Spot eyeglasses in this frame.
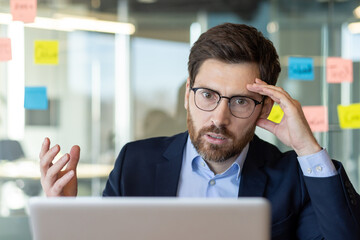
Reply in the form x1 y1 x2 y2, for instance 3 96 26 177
190 87 264 119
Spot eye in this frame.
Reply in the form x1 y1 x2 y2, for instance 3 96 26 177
233 97 249 106
199 89 216 100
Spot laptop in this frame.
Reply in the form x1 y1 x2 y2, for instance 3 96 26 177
28 197 270 240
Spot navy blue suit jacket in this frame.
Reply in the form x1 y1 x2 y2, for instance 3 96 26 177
103 132 360 240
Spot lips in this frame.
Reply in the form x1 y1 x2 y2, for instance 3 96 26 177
205 132 229 144
208 134 225 140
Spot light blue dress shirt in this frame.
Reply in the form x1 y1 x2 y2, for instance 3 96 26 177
177 136 337 198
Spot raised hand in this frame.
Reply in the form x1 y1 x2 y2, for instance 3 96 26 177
247 78 322 156
39 138 80 196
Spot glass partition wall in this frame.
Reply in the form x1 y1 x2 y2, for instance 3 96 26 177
269 0 360 191
0 0 359 239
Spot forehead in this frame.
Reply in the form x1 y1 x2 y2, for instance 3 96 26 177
195 59 260 95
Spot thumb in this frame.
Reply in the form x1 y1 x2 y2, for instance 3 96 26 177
256 118 277 134
67 145 80 171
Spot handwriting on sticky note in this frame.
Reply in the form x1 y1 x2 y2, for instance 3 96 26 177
302 106 328 132
267 105 284 124
288 57 314 81
34 40 59 65
0 38 12 62
10 0 37 23
337 104 360 129
24 87 48 110
326 57 353 83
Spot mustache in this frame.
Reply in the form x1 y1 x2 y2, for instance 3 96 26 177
199 125 235 139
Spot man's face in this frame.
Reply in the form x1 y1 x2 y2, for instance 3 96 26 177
185 59 270 163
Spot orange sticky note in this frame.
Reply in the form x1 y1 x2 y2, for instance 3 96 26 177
326 57 353 83
0 38 12 61
10 0 37 23
302 106 328 132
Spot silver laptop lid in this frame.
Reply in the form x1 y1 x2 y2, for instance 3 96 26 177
29 197 270 240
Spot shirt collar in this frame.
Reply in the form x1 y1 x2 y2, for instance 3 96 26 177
185 136 249 180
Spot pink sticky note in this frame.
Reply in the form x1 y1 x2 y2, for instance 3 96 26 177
0 38 12 62
302 106 328 132
10 0 37 23
326 57 353 83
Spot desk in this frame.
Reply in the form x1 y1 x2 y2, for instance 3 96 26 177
0 159 113 180
0 159 114 214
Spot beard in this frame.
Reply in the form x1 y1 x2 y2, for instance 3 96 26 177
187 110 256 163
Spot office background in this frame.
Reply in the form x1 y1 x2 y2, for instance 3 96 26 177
0 0 360 239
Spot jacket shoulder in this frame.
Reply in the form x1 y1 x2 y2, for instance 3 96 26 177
124 132 187 154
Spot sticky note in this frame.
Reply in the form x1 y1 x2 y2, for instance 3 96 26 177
302 106 328 132
0 38 12 62
326 57 353 83
34 40 59 65
10 0 37 23
288 57 314 81
267 105 284 124
24 87 48 110
337 103 360 129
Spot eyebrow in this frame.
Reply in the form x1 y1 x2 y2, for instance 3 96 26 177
195 86 261 100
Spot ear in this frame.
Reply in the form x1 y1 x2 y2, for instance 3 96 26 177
184 77 191 110
259 97 274 119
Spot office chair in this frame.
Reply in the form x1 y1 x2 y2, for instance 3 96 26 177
0 139 25 161
0 139 40 199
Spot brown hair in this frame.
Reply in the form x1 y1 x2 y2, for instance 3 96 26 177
188 23 281 88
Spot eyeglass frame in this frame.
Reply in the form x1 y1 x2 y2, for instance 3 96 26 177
190 87 265 119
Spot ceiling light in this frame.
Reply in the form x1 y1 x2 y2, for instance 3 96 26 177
348 22 360 34
267 21 279 34
354 6 360 18
0 13 135 35
137 0 158 3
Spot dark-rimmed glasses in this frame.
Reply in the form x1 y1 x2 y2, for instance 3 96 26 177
191 87 264 119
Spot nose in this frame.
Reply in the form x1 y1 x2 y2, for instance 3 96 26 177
211 98 231 127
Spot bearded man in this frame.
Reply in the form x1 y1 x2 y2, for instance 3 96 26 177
40 23 360 240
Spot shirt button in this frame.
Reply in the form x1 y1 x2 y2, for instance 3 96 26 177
201 161 206 167
209 180 216 186
316 166 323 172
307 168 312 174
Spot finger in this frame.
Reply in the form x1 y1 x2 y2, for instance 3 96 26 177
39 137 50 159
248 84 281 103
45 154 70 181
254 78 267 85
248 81 292 100
253 87 295 112
254 79 292 99
40 144 61 176
50 170 75 196
256 118 278 134
67 145 80 171
247 82 272 96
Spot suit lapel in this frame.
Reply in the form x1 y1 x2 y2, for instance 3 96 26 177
238 136 268 197
153 132 268 197
155 132 188 196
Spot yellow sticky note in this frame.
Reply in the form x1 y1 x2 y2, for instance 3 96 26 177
267 105 284 124
337 104 360 129
34 40 59 65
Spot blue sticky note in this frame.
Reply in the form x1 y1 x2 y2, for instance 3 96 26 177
288 57 314 81
24 87 48 110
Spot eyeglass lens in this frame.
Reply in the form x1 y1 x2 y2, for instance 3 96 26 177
193 88 259 118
